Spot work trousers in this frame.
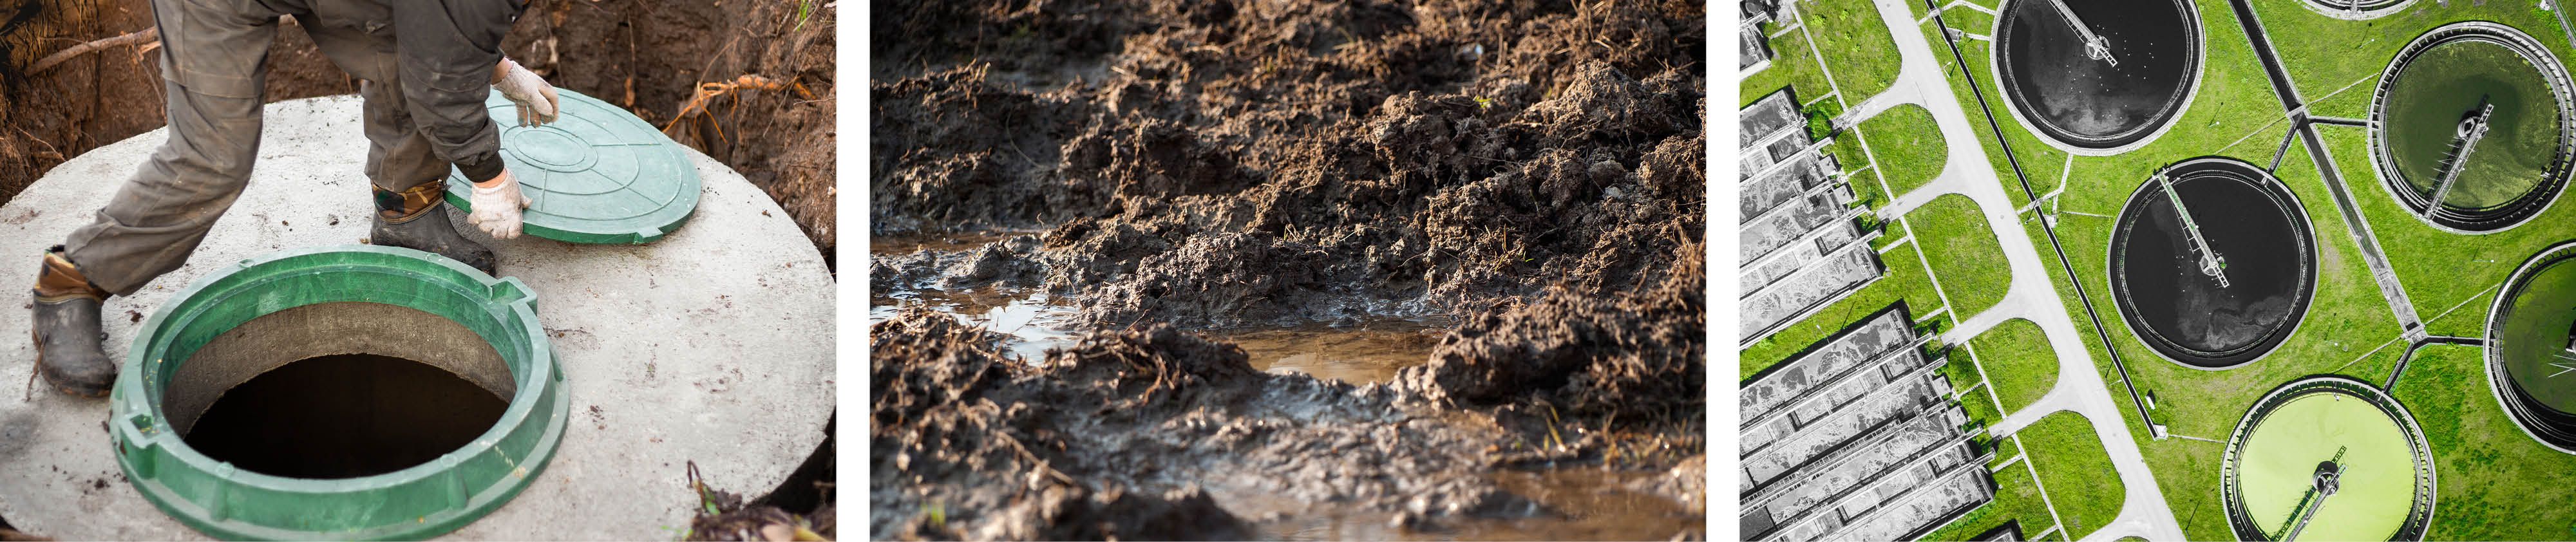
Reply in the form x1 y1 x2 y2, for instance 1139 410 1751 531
61 0 458 295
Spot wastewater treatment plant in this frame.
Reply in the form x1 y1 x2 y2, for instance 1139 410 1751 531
1745 0 2576 539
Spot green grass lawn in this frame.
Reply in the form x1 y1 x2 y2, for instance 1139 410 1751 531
1859 104 1949 197
2018 412 2124 539
2248 0 2576 339
2318 124 2576 339
1805 0 1903 103
1972 319 2058 413
1917 463 2063 541
1949 351 2007 425
1909 194 2011 318
2394 344 2576 539
2255 0 2576 104
1834 136 1895 210
1918 5 2064 209
1742 28 1833 108
1741 241 1946 379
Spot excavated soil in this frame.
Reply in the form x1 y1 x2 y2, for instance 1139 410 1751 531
871 1 1705 538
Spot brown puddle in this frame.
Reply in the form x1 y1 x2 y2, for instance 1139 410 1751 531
872 234 1441 384
1214 321 1441 386
1226 467 1704 541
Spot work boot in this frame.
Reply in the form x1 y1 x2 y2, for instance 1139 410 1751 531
31 246 114 397
370 180 499 276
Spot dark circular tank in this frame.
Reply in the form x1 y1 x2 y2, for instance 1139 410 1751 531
1995 0 2202 151
2485 241 2576 453
2108 157 2316 369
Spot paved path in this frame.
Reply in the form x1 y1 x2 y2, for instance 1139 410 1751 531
1857 1 2186 539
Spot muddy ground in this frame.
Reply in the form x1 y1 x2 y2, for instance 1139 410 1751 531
0 0 836 261
871 0 1706 538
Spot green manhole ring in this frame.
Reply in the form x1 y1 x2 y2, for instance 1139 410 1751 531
2218 376 2435 541
109 245 567 540
444 88 701 245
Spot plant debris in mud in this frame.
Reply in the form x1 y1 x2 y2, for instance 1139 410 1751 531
871 0 1705 539
871 0 1707 329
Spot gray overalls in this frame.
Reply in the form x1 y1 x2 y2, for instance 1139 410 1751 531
57 0 523 295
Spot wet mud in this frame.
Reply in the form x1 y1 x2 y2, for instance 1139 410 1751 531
869 1 1704 538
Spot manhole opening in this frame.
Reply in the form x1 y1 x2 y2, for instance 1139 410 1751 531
164 301 513 480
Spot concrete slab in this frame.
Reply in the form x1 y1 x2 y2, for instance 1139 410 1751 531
0 95 834 540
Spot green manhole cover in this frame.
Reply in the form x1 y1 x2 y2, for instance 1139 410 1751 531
110 245 567 540
444 88 701 244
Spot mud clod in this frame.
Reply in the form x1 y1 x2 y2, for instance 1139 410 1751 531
871 0 1705 538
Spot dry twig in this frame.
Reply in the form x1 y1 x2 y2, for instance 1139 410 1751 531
31 28 157 75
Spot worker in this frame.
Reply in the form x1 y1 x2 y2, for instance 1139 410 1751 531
28 0 560 397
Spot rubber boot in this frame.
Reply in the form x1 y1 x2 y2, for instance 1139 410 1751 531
31 246 114 397
370 180 499 276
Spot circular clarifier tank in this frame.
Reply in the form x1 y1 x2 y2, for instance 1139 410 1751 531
2295 0 2415 20
1994 0 2202 153
109 245 565 540
2370 22 2576 233
2220 376 2435 541
2483 241 2576 453
2108 157 2316 369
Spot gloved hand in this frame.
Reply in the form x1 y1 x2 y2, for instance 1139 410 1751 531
468 169 535 239
492 58 560 127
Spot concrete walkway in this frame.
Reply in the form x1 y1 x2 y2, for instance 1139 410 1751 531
1858 0 2186 539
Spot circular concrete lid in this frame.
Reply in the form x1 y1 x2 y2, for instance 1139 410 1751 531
443 88 701 245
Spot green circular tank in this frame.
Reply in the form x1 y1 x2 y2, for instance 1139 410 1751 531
2370 22 2575 232
108 245 567 540
2219 376 2434 541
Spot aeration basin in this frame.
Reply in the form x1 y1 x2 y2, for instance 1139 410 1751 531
1993 0 2201 153
108 245 567 540
2219 377 2434 541
2369 22 2575 233
2107 157 2316 369
2484 241 2576 453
